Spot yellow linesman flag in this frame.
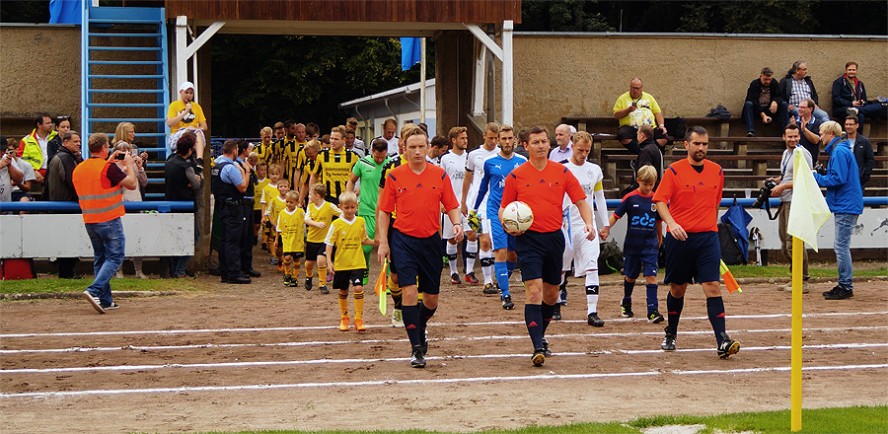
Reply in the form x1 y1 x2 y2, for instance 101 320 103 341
374 259 389 315
786 147 831 252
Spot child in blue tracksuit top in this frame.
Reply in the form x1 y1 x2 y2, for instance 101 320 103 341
602 165 664 323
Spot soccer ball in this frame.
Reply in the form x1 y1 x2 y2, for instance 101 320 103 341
501 201 534 233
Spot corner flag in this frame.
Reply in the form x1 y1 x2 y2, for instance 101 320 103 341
786 148 830 251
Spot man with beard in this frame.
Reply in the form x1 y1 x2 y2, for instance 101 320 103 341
653 126 740 359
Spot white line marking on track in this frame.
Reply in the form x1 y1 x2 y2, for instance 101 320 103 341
2 363 886 399
2 325 885 354
2 342 884 375
2 310 885 339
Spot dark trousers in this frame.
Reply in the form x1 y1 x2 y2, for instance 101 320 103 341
742 100 787 133
218 199 245 279
240 200 254 273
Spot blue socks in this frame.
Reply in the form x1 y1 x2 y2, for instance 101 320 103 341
494 261 510 297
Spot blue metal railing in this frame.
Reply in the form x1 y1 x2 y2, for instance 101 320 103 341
0 201 194 213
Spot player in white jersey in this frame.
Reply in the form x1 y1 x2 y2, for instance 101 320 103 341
560 131 610 326
440 127 471 284
460 122 500 288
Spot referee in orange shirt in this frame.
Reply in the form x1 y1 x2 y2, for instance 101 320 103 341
378 126 464 368
500 126 595 367
653 125 740 359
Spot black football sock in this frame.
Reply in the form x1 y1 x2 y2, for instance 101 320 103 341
706 296 727 346
525 304 545 351
666 292 684 336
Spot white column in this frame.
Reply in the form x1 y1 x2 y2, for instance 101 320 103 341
175 16 188 88
501 20 514 126
420 37 427 123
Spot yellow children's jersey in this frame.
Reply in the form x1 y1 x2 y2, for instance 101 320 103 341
267 196 287 227
253 177 270 211
324 216 368 271
277 207 306 253
306 200 341 243
260 183 280 206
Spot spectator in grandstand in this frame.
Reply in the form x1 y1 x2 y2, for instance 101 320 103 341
779 61 829 123
166 81 206 170
5 138 37 204
164 131 202 278
1 137 26 203
46 115 72 174
74 133 138 313
831 62 887 124
742 67 787 137
789 98 822 159
613 78 667 153
634 125 664 191
548 123 574 162
113 140 148 279
113 122 148 198
815 121 863 301
843 115 875 187
46 131 83 279
17 113 55 187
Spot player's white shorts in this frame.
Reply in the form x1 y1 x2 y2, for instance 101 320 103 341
442 213 469 240
561 222 600 275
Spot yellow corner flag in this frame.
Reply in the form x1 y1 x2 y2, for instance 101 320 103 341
786 147 831 251
373 260 389 315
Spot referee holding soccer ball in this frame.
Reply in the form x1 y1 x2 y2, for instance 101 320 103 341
500 125 596 367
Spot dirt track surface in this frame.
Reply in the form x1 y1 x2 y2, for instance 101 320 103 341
2 258 887 433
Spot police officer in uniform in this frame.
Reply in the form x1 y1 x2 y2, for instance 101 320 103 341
236 140 261 278
212 140 252 284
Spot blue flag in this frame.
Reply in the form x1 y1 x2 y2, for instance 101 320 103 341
400 37 421 71
49 0 82 24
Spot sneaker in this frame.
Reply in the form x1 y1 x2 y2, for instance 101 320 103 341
502 295 515 310
391 308 404 327
464 272 479 285
103 302 120 310
717 332 740 359
354 319 366 333
82 291 105 314
115 270 124 279
621 303 634 318
541 338 552 357
482 283 498 295
135 271 148 279
647 310 665 324
847 107 859 117
746 131 755 137
782 284 809 294
552 303 562 320
450 273 461 285
305 278 313 291
338 317 350 332
410 346 426 368
587 312 604 327
531 349 546 367
661 327 676 351
319 285 329 294
823 285 853 300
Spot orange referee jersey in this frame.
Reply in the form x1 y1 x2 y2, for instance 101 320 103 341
501 160 585 233
379 163 459 238
652 159 723 233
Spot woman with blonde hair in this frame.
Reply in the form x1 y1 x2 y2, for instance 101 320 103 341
113 122 149 278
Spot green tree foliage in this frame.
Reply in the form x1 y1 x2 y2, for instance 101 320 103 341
521 0 614 32
210 35 430 136
0 0 49 23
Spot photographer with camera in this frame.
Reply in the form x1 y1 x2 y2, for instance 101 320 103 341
768 124 813 292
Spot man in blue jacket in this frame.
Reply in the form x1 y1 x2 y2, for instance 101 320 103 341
814 121 862 300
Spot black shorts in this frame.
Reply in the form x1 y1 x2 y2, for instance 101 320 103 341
283 251 305 259
387 218 398 275
333 269 365 290
305 241 326 261
663 232 720 285
515 230 565 286
390 229 443 295
252 210 262 225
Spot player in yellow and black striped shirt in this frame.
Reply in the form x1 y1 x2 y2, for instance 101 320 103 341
303 126 358 205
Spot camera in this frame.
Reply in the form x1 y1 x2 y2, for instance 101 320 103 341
752 179 777 208
814 163 827 175
115 153 126 160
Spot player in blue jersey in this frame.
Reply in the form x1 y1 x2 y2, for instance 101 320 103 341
601 165 664 323
472 125 527 310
